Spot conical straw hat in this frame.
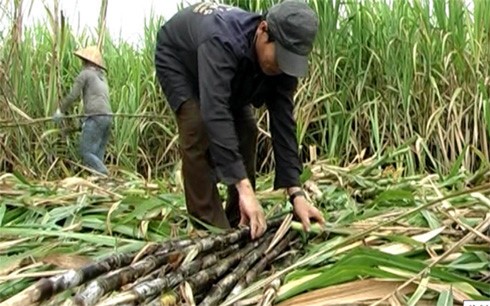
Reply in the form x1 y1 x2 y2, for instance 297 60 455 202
74 45 106 70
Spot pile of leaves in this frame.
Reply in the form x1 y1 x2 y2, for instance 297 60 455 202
0 154 489 305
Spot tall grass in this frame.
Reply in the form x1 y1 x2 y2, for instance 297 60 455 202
0 0 488 180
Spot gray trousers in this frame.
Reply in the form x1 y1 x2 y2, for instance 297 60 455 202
79 115 112 175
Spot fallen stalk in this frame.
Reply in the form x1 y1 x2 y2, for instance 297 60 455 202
199 234 275 306
230 231 298 298
187 233 272 296
98 243 243 306
74 252 180 306
76 218 284 305
0 252 135 306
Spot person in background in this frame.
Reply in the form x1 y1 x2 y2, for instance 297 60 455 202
53 45 112 176
154 0 325 239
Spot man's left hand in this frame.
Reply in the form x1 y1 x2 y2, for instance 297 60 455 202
53 108 63 124
292 196 325 232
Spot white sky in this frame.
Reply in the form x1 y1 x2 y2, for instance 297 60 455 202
1 0 201 46
0 0 475 46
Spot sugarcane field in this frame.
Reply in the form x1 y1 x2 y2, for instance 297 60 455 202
0 0 490 305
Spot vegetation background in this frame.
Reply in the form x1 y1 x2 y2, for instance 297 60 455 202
0 0 489 305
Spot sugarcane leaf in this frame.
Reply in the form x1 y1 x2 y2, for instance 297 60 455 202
120 196 164 221
300 166 313 184
447 147 467 180
278 265 399 301
436 287 453 306
266 214 293 254
446 262 488 272
370 188 415 207
450 251 489 265
281 247 490 301
277 279 418 306
180 281 195 305
0 244 56 272
295 236 345 268
0 204 6 226
378 227 445 255
187 214 225 234
182 246 199 265
0 227 139 246
420 210 442 229
407 276 430 306
379 266 485 298
382 234 425 247
41 253 93 269
472 251 490 262
12 171 30 186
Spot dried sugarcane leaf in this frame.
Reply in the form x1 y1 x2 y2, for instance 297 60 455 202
265 214 293 255
257 278 282 306
42 254 93 270
406 276 430 306
377 226 446 255
180 281 195 306
275 279 418 306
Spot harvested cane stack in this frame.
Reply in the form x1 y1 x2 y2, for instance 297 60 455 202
3 215 301 306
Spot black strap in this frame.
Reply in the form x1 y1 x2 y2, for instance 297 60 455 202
289 190 306 205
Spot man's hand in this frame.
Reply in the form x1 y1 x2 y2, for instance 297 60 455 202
236 179 267 240
291 192 325 232
53 108 63 124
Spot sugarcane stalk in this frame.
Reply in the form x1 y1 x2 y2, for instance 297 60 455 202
198 233 275 306
145 296 165 306
136 242 243 302
74 247 190 306
186 235 269 296
1 236 196 305
74 219 283 306
152 216 285 258
123 264 170 291
230 231 297 297
0 252 136 305
99 242 245 305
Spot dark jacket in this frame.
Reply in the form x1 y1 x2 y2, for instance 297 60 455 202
155 3 302 189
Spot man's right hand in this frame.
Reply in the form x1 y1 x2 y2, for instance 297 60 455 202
235 179 267 240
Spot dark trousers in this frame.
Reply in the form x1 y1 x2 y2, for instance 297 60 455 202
176 99 258 229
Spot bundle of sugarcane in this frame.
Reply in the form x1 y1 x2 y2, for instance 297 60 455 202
2 216 294 306
98 216 300 306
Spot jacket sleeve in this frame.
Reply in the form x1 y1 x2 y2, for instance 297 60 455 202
197 36 247 185
266 75 303 189
59 70 88 113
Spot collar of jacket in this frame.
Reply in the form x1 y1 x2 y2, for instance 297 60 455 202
244 24 264 77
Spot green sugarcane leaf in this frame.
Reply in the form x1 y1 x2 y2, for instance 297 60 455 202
436 287 454 306
407 276 430 306
370 188 415 207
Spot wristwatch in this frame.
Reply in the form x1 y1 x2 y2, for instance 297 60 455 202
289 190 306 205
